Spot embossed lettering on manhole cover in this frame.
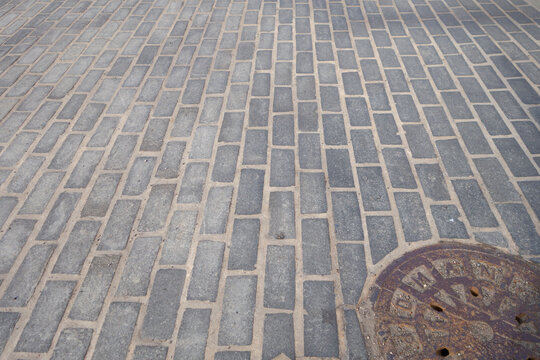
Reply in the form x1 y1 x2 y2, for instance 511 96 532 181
358 243 540 360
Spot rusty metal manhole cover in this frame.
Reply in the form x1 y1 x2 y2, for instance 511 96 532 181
358 242 540 359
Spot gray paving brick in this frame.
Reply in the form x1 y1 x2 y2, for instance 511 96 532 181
350 129 378 163
262 313 295 360
415 164 450 201
188 240 225 302
52 221 101 275
201 186 233 234
497 204 540 255
7 156 43 193
436 139 473 177
494 138 538 177
65 150 104 188
138 184 175 232
229 219 260 271
105 135 138 170
395 192 431 242
227 84 249 110
473 104 510 135
0 197 17 230
264 245 295 309
457 122 492 155
404 124 436 158
519 181 540 221
513 121 540 154
491 91 528 119
357 166 391 211
189 126 217 159
269 191 296 239
431 205 469 239
344 309 368 360
452 179 498 227
142 269 186 340
159 210 198 266
218 275 257 346
174 308 211 360
178 162 209 204
382 148 417 189
70 255 120 321
235 169 265 215
51 328 93 360
98 200 140 251
270 149 295 187
34 122 69 153
429 66 456 90
0 219 35 274
272 115 294 146
374 113 401 145
322 114 347 145
92 302 140 360
219 112 244 142
302 218 332 275
303 281 339 357
299 172 327 214
366 83 390 110
215 351 251 360
212 145 239 182
200 98 225 125
367 216 398 264
326 149 355 187
37 192 80 241
332 192 363 241
133 346 167 360
0 132 38 167
0 112 28 143
140 118 169 152
0 244 55 307
80 173 120 217
16 281 75 353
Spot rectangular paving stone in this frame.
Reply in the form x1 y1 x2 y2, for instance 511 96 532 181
236 169 265 215
431 205 469 239
227 84 248 110
326 149 355 187
161 210 197 265
382 148 417 189
350 129 378 163
188 240 225 302
323 114 347 145
491 91 528 119
415 164 451 201
394 192 432 242
519 181 540 221
201 186 233 234
300 172 327 214
367 216 398 264
474 158 519 198
494 138 538 177
0 197 17 229
157 143 185 178
98 200 140 250
270 149 295 187
37 192 80 241
436 139 473 177
81 173 121 217
16 281 75 353
92 302 140 360
133 346 168 360
0 219 36 274
374 113 401 145
357 166 391 210
243 130 268 164
69 255 120 321
66 150 104 188
138 184 175 232
302 218 332 275
7 157 43 193
366 83 390 110
269 191 296 239
457 122 492 154
474 104 510 136
262 313 295 360
0 132 38 167
423 106 454 136
0 244 55 307
219 112 244 142
142 269 186 340
264 245 295 309
140 118 169 152
228 219 260 271
513 121 540 154
218 275 257 346
303 281 339 357
212 145 239 182
174 308 211 360
497 204 540 255
105 135 138 170
178 162 209 204
272 115 294 146
52 221 100 275
453 179 499 227
34 122 69 153
190 126 217 159
51 328 93 360
441 92 473 119
332 192 364 241
403 124 436 158
343 309 368 360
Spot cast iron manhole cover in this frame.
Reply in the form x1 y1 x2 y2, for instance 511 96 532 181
358 243 540 359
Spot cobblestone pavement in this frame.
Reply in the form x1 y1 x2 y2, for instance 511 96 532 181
0 0 539 358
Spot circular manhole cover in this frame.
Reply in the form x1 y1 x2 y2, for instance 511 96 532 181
358 242 540 359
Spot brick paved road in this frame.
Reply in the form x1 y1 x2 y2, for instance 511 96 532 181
0 0 539 358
